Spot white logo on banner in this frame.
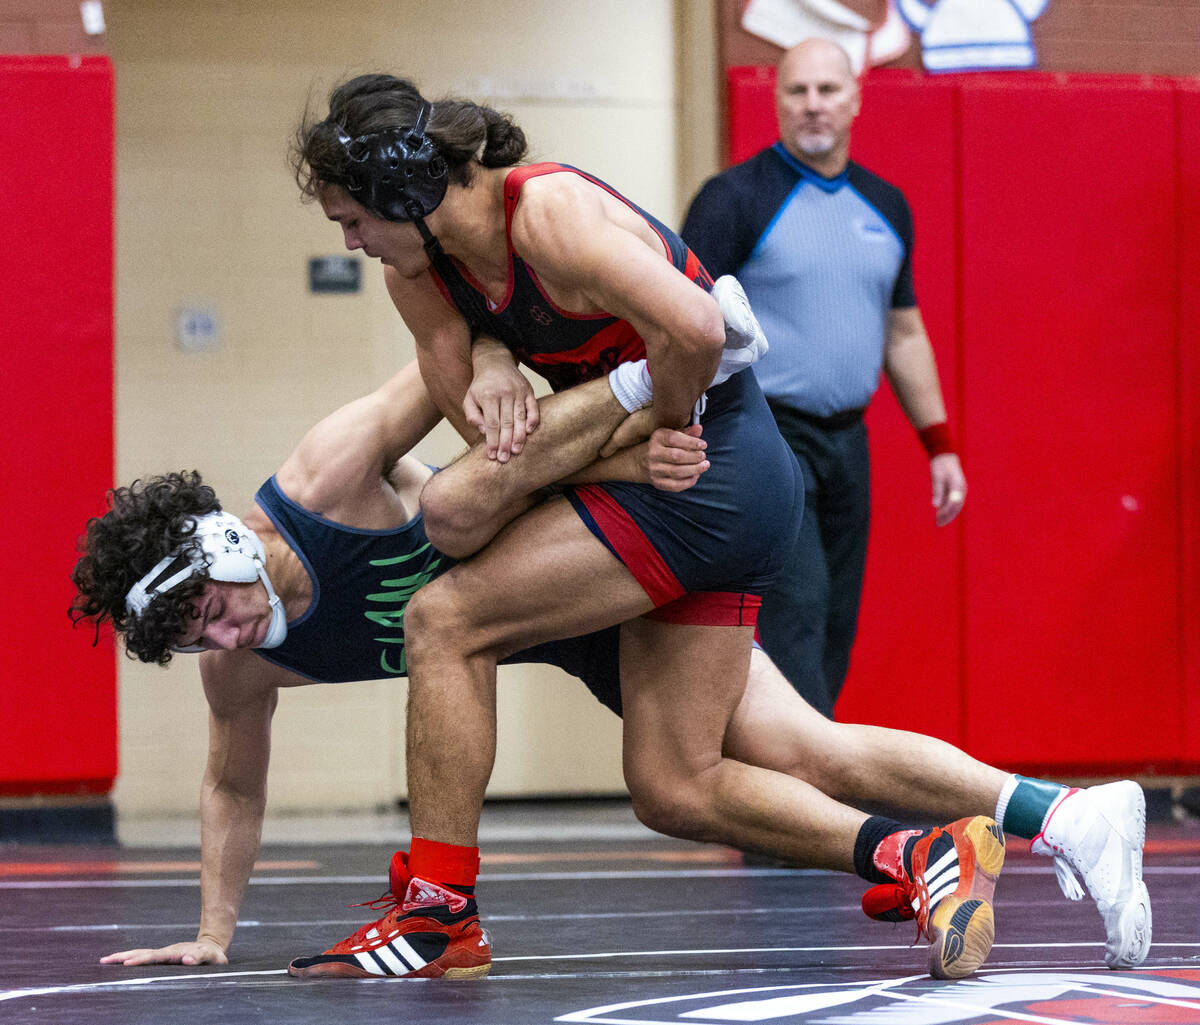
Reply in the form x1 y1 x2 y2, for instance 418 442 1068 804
897 0 1051 72
739 0 912 74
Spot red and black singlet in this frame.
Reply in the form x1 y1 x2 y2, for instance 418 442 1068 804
425 163 713 392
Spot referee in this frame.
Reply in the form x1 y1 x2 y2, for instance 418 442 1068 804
681 37 966 717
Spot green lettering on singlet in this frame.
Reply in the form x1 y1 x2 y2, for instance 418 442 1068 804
370 544 433 566
380 649 407 675
365 608 406 628
366 579 427 603
363 549 443 677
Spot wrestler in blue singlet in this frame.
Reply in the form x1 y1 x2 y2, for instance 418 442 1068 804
252 474 624 712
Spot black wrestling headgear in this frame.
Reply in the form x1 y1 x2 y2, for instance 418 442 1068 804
337 99 448 228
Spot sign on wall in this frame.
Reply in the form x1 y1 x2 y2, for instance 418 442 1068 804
738 0 1052 74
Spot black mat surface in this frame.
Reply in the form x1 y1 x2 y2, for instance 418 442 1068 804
2 822 1198 1024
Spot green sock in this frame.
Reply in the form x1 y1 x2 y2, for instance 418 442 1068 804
997 774 1069 839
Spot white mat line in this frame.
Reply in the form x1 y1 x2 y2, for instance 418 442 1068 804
0 965 918 1005
10 898 1194 934
0 969 285 1003
0 868 820 890
3 862 1198 890
557 968 1200 1025
2 905 864 933
9 868 1200 892
3 954 1196 1006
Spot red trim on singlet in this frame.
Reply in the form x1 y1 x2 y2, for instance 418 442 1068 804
528 318 644 370
427 267 458 311
574 484 684 607
646 592 762 627
576 486 761 626
451 254 514 313
682 247 707 285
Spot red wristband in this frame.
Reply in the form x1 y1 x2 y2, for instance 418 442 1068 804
918 422 956 458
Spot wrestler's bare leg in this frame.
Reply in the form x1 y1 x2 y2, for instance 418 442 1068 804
724 648 1007 821
404 499 871 866
404 498 653 844
420 376 631 559
619 619 865 871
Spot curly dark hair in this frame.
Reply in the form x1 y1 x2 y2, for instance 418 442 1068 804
70 471 223 666
291 73 528 203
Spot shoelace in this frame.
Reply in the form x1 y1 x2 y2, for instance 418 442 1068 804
1052 855 1086 901
351 889 398 913
895 876 932 944
334 890 401 947
350 883 458 916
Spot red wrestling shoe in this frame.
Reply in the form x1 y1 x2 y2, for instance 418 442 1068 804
861 816 1005 980
287 853 490 980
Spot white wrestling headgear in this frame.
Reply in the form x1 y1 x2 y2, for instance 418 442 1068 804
123 511 287 652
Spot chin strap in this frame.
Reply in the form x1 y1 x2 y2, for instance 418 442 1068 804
257 565 288 649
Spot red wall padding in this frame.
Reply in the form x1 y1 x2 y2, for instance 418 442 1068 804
1180 81 1200 771
959 76 1181 772
0 56 116 794
725 68 1198 774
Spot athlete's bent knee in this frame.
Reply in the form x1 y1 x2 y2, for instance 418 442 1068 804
403 581 466 666
420 474 487 560
627 777 709 842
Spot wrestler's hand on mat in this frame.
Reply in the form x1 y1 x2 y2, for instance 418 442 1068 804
464 340 540 462
646 424 709 492
931 452 966 527
100 939 229 967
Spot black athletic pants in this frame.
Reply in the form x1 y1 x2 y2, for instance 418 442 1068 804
757 402 870 718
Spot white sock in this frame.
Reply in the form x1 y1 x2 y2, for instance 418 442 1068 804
994 774 1019 835
608 359 652 412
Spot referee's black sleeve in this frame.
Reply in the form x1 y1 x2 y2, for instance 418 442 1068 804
681 177 753 280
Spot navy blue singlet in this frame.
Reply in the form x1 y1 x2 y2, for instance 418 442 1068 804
250 475 624 712
251 476 451 682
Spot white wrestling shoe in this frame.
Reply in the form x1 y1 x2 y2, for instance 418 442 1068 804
710 275 769 386
1031 780 1152 968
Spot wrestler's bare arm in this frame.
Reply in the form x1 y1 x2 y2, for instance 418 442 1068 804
277 360 442 522
100 651 292 966
385 264 477 438
510 174 724 429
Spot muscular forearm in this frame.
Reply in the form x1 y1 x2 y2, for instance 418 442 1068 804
426 378 626 518
647 338 720 429
414 342 476 441
196 779 267 954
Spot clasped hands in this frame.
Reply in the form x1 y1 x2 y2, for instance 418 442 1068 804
464 347 708 492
